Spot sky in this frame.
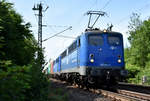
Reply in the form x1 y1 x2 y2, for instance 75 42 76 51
7 0 150 62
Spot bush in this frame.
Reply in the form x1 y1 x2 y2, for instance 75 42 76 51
126 62 150 85
126 63 140 78
0 63 31 101
0 60 50 101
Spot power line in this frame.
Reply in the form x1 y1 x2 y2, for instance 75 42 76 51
56 35 76 39
101 0 112 10
117 2 150 25
88 0 98 10
47 25 70 28
42 26 72 42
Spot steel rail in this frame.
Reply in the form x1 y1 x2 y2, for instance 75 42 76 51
118 89 150 101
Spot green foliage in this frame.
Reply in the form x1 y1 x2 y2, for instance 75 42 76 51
125 13 150 85
27 59 49 101
0 1 69 101
0 0 37 66
0 62 31 101
128 13 142 44
125 63 140 84
0 61 50 101
126 62 150 85
0 0 50 101
127 13 150 67
126 63 140 78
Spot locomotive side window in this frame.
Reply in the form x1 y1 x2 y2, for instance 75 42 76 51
68 41 77 54
108 35 120 45
88 35 103 46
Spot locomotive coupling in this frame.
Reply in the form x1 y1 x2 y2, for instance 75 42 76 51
106 71 110 80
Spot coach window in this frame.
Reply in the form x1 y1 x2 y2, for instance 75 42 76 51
79 38 81 47
56 58 59 63
88 35 103 46
108 35 120 46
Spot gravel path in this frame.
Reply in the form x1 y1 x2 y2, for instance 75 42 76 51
50 79 112 101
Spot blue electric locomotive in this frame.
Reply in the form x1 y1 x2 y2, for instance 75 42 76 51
52 29 127 87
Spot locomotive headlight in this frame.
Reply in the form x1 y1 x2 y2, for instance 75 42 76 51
118 59 121 63
103 29 107 32
89 54 94 63
90 59 94 63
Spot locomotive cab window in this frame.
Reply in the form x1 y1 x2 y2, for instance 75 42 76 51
108 35 121 46
61 50 67 59
88 35 103 46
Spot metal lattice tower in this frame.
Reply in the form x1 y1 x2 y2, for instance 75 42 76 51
38 3 42 49
32 3 43 68
33 3 43 49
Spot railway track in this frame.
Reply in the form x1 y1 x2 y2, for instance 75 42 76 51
50 78 150 101
91 89 143 101
117 89 150 101
88 88 150 101
118 82 150 94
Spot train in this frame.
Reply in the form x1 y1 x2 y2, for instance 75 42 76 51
44 28 128 88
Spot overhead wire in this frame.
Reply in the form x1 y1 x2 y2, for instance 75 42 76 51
75 0 100 30
42 26 72 42
101 0 112 10
40 0 75 40
47 25 70 28
43 19 74 39
45 24 75 40
86 0 113 29
113 1 150 48
116 2 150 25
56 35 76 39
88 0 99 10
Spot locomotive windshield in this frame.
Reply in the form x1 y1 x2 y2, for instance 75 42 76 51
88 35 103 46
108 35 121 45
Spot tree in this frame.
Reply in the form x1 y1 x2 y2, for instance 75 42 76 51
0 0 37 66
125 13 150 84
128 13 142 44
127 13 150 67
0 1 50 101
